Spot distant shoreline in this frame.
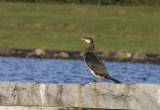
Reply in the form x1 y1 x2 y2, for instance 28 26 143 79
0 48 160 64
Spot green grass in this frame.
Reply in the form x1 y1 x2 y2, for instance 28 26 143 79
0 2 160 54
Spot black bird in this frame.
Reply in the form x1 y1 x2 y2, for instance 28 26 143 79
81 37 121 83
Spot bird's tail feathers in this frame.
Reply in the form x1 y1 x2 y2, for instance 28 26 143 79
110 77 121 83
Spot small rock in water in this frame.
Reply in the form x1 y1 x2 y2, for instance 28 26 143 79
157 55 160 60
101 51 110 59
35 49 46 56
53 53 58 58
58 52 69 59
26 52 35 57
131 52 147 62
79 52 84 57
156 55 160 63
113 52 132 61
0 48 16 56
73 54 82 59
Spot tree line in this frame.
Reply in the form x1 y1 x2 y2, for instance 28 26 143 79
1 0 160 6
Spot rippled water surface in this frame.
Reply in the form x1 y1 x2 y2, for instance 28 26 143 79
0 56 159 84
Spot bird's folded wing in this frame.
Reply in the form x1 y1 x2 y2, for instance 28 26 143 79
84 52 108 75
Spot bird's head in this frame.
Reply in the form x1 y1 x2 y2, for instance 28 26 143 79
81 37 93 44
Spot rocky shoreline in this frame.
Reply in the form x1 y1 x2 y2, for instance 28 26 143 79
0 47 160 64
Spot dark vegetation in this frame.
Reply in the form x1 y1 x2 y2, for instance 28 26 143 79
1 0 160 6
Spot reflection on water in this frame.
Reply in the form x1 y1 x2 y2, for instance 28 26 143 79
0 56 159 84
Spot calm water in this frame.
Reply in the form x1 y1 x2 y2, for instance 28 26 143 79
0 56 159 84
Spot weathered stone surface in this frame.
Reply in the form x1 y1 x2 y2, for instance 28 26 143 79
82 83 160 109
101 52 110 59
0 106 110 110
26 52 35 57
0 106 76 110
53 53 59 58
72 54 82 59
131 52 147 62
0 82 159 110
35 49 46 56
112 52 132 61
58 52 69 59
0 48 16 56
157 55 160 61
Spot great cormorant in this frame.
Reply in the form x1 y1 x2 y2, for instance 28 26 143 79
81 37 121 83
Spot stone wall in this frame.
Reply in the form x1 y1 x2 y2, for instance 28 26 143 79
0 82 160 110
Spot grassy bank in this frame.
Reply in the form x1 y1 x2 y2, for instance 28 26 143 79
0 2 160 53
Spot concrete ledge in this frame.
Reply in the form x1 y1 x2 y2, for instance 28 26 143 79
0 106 118 110
0 82 160 110
0 106 63 110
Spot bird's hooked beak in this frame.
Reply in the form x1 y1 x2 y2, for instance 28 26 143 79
81 37 91 44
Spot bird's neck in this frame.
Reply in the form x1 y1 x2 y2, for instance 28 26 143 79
86 42 95 52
